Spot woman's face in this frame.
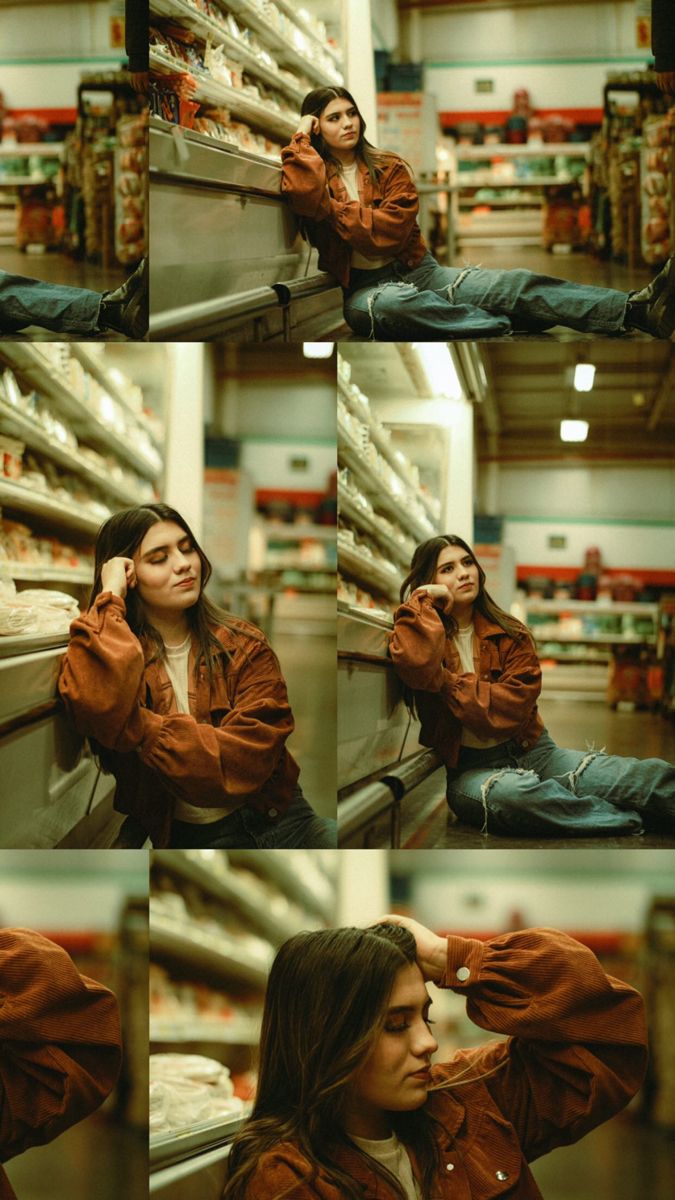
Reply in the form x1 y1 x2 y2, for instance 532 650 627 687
433 543 480 609
133 520 202 614
346 962 438 1139
318 96 361 152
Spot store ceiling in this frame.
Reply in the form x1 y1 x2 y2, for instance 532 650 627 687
339 341 674 464
473 341 674 463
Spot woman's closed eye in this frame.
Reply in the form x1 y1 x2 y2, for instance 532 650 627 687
385 1017 436 1033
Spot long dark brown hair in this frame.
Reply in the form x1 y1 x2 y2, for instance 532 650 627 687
90 503 256 684
223 923 443 1200
300 86 408 185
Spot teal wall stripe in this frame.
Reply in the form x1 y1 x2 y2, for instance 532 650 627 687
505 515 675 528
426 55 651 69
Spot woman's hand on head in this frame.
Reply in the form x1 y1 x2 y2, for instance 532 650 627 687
411 584 454 614
100 556 136 599
374 915 447 983
296 113 319 136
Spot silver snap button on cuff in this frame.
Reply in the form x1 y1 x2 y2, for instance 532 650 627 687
456 966 471 982
496 1170 509 1181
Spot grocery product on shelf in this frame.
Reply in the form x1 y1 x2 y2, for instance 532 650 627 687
641 114 672 264
116 112 148 265
0 579 79 636
150 1053 245 1134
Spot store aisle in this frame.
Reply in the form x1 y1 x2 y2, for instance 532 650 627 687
1 245 125 292
274 631 336 820
397 700 675 850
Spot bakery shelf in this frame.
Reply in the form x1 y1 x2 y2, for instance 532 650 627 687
338 541 400 604
150 1113 246 1168
338 413 434 544
339 492 411 569
222 0 343 87
154 850 307 946
4 562 92 585
150 1018 260 1045
0 479 104 537
273 0 341 65
0 397 150 508
0 630 68 659
150 46 297 142
151 0 305 105
71 346 162 448
226 849 334 922
151 917 271 987
0 344 161 480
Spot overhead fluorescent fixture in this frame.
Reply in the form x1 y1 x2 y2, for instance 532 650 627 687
303 343 334 359
573 362 595 392
411 342 462 399
560 419 589 443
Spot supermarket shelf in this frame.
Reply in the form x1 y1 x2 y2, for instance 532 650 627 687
338 540 400 604
264 524 336 542
273 0 341 64
71 346 162 448
150 1019 260 1045
0 344 161 480
338 414 434 545
458 196 542 207
524 600 658 616
150 0 304 105
340 492 411 569
150 47 297 142
149 114 281 177
226 850 334 922
454 175 582 188
0 397 150 508
0 176 51 187
223 0 343 87
0 478 104 537
154 850 305 945
456 143 590 160
150 917 270 988
0 144 65 157
150 1114 245 1169
531 632 657 645
338 376 439 525
0 630 68 659
4 561 92 585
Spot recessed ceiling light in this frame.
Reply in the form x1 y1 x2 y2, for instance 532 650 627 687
560 419 589 442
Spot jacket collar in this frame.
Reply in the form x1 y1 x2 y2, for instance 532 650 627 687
471 607 510 640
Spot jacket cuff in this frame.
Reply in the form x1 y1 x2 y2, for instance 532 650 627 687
440 935 487 989
93 591 127 614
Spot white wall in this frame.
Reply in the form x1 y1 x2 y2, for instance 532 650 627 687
503 516 675 572
0 2 126 109
412 1 651 115
0 850 147 931
240 440 336 493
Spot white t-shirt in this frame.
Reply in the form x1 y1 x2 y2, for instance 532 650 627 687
349 1133 421 1200
454 623 504 750
341 162 395 271
163 634 231 824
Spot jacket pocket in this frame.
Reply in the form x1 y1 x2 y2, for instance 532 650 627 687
463 1107 527 1198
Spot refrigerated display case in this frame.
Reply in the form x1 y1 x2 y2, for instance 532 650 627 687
0 344 163 846
149 0 345 339
149 849 337 1199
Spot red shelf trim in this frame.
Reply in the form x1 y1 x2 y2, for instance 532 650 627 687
516 565 675 585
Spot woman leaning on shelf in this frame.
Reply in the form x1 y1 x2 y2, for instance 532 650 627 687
57 503 335 849
0 928 121 1200
388 534 675 837
222 917 647 1199
280 86 674 341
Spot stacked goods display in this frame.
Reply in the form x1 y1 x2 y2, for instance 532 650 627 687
149 0 342 162
641 113 672 265
116 112 148 265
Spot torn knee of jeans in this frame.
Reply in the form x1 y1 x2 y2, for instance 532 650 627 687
567 745 606 794
367 279 419 339
479 766 538 835
446 264 478 302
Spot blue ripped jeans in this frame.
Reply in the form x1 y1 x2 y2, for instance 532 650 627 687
446 730 675 837
0 269 102 333
343 252 628 340
168 785 337 849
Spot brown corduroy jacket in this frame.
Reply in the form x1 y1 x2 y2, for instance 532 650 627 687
280 132 428 288
389 595 546 768
0 928 122 1200
243 928 648 1200
57 592 300 847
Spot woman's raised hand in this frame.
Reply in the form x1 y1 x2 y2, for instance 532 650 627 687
101 556 136 599
296 113 319 136
374 914 447 983
411 584 454 613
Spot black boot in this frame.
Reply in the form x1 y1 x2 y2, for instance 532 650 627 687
98 258 148 339
624 257 675 339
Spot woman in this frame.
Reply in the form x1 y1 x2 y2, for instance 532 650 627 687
223 915 647 1199
58 503 335 849
389 534 675 837
281 87 674 341
0 927 121 1200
